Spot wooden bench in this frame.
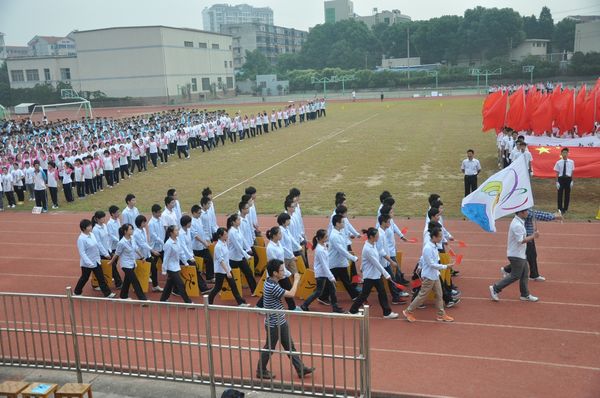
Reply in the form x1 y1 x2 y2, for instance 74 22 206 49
55 383 92 398
20 383 58 398
0 381 29 398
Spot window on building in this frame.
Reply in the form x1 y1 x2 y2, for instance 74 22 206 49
212 43 220 49
10 70 24 82
26 69 39 81
60 68 71 80
202 78 210 91
229 61 232 67
44 68 51 81
199 42 207 48
191 78 197 92
226 77 234 89
184 41 194 47
224 61 228 68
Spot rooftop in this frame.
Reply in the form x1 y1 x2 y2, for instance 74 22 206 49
74 25 232 38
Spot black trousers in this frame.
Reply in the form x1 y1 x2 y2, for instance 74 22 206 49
193 249 214 280
230 259 257 293
63 183 74 202
257 321 304 375
120 268 147 300
149 252 162 287
76 181 85 197
4 191 16 206
84 179 94 195
503 240 540 279
464 175 477 196
34 189 47 211
303 277 338 310
14 186 25 202
150 153 158 167
119 165 129 179
74 265 111 296
349 278 391 316
105 171 114 187
113 169 120 184
557 176 572 213
160 270 191 303
160 149 169 163
208 272 245 305
49 187 58 207
332 267 358 299
263 123 269 133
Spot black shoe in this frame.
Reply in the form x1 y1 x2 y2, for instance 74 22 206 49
317 298 331 306
256 370 275 379
451 270 460 277
332 306 344 313
298 367 315 378
300 305 309 312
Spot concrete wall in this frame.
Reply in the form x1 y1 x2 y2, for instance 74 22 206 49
6 56 78 90
510 40 549 61
574 20 600 53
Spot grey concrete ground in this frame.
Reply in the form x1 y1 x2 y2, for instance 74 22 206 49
0 366 296 398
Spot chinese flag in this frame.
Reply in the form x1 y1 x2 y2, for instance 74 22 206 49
506 87 528 131
530 94 553 135
482 91 508 132
530 146 600 178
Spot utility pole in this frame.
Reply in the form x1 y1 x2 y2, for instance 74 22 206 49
407 26 411 89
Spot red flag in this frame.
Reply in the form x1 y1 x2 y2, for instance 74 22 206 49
578 92 597 134
575 85 587 134
554 88 575 133
458 241 467 248
410 279 422 289
526 88 542 131
506 87 528 131
455 254 464 266
530 94 553 135
351 275 362 284
530 146 600 178
482 91 508 132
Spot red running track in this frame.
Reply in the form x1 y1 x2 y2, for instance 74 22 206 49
0 212 599 397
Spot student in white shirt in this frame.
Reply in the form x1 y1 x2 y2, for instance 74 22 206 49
207 227 248 306
328 214 360 300
202 187 219 233
554 147 575 214
403 227 455 322
161 196 178 229
348 228 398 319
167 188 182 222
490 209 539 302
190 205 214 281
111 223 147 300
1 166 16 208
107 205 124 288
74 219 116 298
47 161 60 209
301 229 343 313
199 196 215 280
121 194 140 228
11 163 25 203
245 186 260 236
92 210 111 258
159 225 192 304
180 215 210 293
148 204 165 292
32 160 48 212
461 149 481 197
226 213 257 294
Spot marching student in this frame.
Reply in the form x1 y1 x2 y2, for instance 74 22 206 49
554 147 575 214
255 259 315 380
118 145 130 180
92 210 111 259
301 229 344 313
179 214 210 293
176 128 190 159
261 226 299 310
207 227 249 306
106 205 124 288
191 204 214 281
288 188 308 265
348 228 398 319
0 177 3 211
461 149 481 197
490 209 540 303
167 188 182 221
328 214 360 300
202 187 219 233
160 225 193 303
111 223 147 300
227 213 257 295
32 160 48 213
133 214 161 290
200 196 216 280
1 166 16 208
161 196 179 229
121 194 140 228
148 136 159 168
82 156 95 196
47 161 59 209
148 204 165 292
74 219 116 298
403 227 455 322
376 213 406 305
245 186 261 236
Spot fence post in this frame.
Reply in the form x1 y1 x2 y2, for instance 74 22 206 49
202 295 217 398
362 305 371 398
65 287 83 383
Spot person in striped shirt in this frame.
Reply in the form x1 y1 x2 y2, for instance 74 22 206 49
256 259 315 380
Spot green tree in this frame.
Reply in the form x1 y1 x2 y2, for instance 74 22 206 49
553 18 576 52
522 15 539 38
239 49 272 80
0 62 11 106
538 7 554 40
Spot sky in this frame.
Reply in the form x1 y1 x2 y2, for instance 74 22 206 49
1 0 599 45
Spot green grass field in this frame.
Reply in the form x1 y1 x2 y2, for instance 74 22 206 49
17 97 600 219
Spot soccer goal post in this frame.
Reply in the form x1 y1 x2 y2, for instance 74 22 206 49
30 99 93 120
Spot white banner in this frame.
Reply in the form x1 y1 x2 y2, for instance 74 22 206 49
524 135 600 148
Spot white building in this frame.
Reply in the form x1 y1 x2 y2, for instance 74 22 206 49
574 20 600 54
509 39 550 62
202 4 274 33
6 26 235 100
324 0 354 23
28 35 76 56
356 9 411 28
0 32 30 60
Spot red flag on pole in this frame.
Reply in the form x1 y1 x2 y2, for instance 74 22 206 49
506 87 528 131
554 88 575 133
530 94 553 135
482 91 508 132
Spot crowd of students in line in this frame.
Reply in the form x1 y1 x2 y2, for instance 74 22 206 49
0 100 327 212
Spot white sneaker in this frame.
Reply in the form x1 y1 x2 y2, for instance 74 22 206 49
94 287 101 291
489 285 499 301
529 276 546 282
151 286 164 292
520 295 539 302
398 291 410 297
107 293 117 298
384 312 399 319
500 267 508 278
238 303 251 307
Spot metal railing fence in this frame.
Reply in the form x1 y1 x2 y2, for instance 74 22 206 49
0 288 370 398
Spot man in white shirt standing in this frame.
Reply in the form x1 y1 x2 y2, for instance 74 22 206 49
489 209 539 302
553 148 575 214
32 160 48 213
461 149 481 197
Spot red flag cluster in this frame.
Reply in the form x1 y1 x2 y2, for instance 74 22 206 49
482 79 600 135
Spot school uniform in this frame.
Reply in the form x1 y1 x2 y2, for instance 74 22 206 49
74 232 112 297
148 216 165 288
228 226 257 293
461 157 481 196
11 168 25 202
103 155 115 186
302 243 341 312
191 215 214 281
32 169 48 212
47 169 59 208
554 157 575 213
328 228 359 299
160 237 192 303
349 241 393 316
121 206 140 228
115 237 147 300
161 208 178 228
180 226 209 292
107 218 124 287
208 239 246 305
405 239 448 315
2 172 16 207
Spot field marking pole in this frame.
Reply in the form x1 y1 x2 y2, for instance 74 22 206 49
214 114 379 200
